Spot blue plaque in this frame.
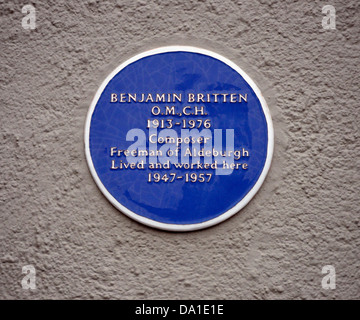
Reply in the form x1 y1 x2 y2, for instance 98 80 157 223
85 46 273 231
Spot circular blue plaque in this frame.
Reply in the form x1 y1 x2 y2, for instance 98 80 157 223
85 46 273 231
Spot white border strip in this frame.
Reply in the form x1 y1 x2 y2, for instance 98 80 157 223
84 46 274 232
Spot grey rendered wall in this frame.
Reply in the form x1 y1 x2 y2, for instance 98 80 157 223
1 0 359 299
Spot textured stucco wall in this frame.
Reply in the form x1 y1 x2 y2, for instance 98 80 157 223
1 0 359 299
